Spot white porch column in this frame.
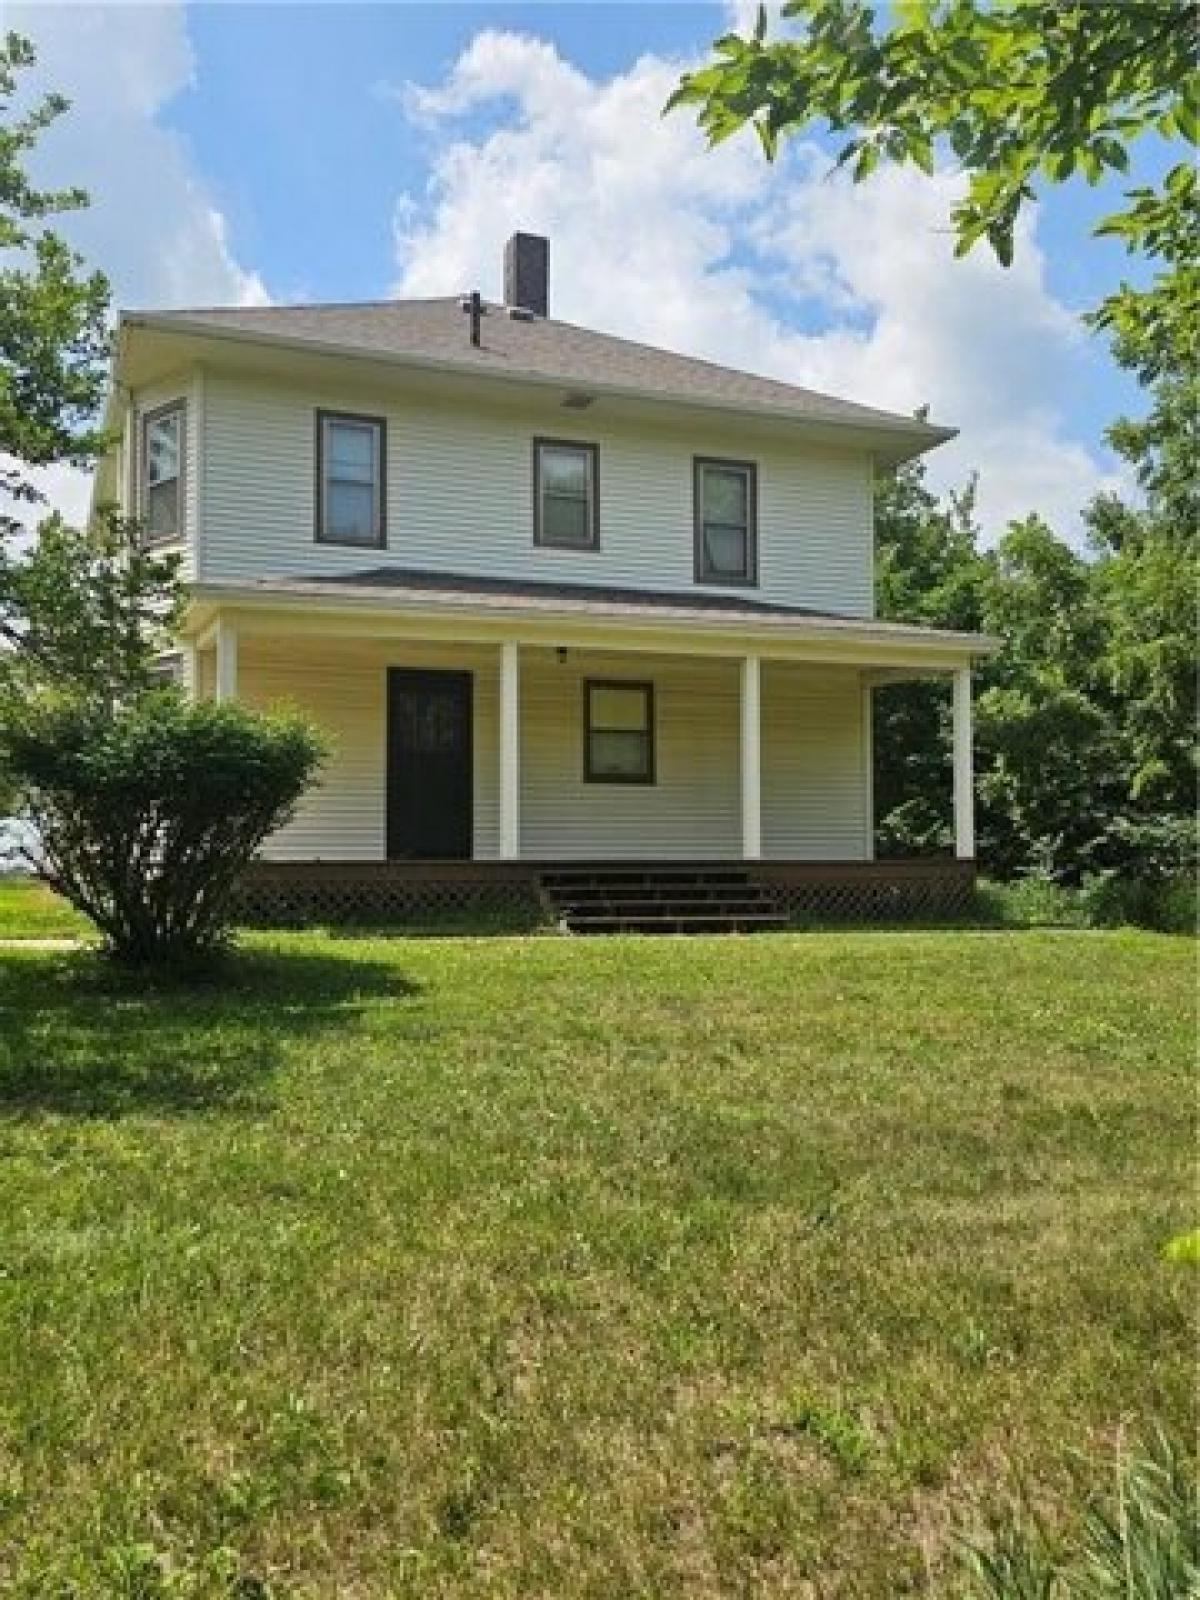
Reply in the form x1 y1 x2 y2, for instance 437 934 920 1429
499 640 521 860
952 664 975 860
740 654 762 860
860 678 875 860
214 617 238 705
179 642 199 702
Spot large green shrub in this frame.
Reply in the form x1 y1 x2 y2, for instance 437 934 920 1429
2 691 323 966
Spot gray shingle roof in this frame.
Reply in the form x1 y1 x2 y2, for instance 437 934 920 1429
305 566 839 617
127 297 953 449
206 566 995 652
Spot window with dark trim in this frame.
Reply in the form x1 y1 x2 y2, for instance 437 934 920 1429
316 410 386 547
141 402 185 544
694 456 757 585
534 438 598 550
584 680 655 784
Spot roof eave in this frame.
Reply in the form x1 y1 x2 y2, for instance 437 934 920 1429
118 311 955 461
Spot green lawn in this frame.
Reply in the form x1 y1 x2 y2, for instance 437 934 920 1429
0 928 1193 1597
0 875 90 939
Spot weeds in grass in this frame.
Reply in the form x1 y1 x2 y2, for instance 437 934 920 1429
959 1430 1199 1598
1161 1228 1200 1265
783 1392 874 1476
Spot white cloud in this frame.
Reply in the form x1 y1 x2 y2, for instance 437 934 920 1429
12 1 268 310
6 1 268 528
391 29 1126 541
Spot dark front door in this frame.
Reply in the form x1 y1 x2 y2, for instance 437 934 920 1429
387 668 474 859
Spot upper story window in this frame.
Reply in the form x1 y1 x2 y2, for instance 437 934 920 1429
584 680 655 784
694 457 757 586
534 438 598 550
141 403 185 544
316 410 386 547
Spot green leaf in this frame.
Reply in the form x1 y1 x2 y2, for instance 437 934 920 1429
755 117 779 160
853 141 880 181
909 133 934 175
1162 1229 1200 1266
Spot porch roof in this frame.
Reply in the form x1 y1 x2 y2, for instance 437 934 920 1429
187 567 997 668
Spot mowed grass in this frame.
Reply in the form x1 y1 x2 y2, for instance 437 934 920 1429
0 929 1193 1597
0 876 89 940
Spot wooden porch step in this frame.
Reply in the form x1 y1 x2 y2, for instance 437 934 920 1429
565 910 789 934
541 870 752 890
549 884 770 905
556 896 780 921
537 864 788 935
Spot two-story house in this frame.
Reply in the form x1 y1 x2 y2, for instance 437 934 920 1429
94 232 995 929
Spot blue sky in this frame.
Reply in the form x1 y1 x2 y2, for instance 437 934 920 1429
15 2 1171 539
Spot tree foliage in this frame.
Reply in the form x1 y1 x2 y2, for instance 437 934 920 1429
872 373 1197 907
668 0 1199 366
0 35 326 966
3 693 324 965
0 508 184 705
0 31 111 536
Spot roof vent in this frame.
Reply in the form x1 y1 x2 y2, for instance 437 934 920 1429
459 290 487 347
561 392 594 410
504 231 548 318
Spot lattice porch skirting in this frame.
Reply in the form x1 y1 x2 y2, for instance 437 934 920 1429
235 859 975 927
235 861 544 925
751 859 977 921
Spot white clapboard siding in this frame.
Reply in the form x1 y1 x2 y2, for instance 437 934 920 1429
197 371 875 617
234 638 868 863
520 647 742 859
762 663 867 859
237 637 500 861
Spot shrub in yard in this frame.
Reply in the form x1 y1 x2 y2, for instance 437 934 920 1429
1078 815 1198 933
1079 871 1196 934
2 690 323 966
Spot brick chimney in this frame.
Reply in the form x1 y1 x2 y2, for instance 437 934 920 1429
504 232 548 318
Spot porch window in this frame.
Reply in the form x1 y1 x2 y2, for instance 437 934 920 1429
695 457 757 585
316 410 386 546
584 680 654 784
141 403 185 544
534 439 598 549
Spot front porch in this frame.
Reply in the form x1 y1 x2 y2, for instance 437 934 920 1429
188 624 977 862
235 856 978 929
182 576 989 924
